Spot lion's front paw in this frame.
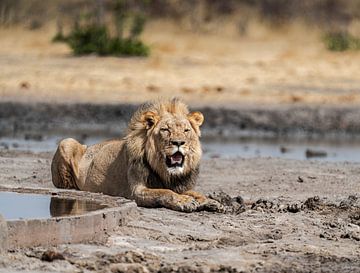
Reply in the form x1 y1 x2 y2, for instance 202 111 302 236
198 198 225 213
172 195 200 213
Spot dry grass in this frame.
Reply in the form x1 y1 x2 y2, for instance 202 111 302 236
1 20 360 106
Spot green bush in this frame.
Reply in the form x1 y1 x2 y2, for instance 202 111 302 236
323 31 360 52
62 24 149 57
52 0 150 57
67 25 109 55
52 31 68 43
130 13 146 39
108 37 150 56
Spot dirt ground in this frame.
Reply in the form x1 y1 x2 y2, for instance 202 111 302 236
0 150 359 273
1 21 360 272
1 21 360 107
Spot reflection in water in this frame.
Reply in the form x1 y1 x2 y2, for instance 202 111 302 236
0 192 107 220
50 197 107 217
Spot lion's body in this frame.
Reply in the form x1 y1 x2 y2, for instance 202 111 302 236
78 139 129 196
51 99 222 212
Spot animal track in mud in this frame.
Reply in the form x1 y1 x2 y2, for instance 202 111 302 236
208 192 360 215
207 191 245 214
250 195 359 214
250 196 326 213
207 192 360 244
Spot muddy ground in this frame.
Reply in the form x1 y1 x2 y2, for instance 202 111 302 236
3 102 360 141
0 149 359 273
1 20 360 272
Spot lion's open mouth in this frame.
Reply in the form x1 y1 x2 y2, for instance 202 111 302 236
166 151 184 168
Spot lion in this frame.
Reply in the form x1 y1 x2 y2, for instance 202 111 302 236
51 98 222 212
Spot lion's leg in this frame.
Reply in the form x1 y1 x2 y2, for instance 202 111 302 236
133 186 199 213
49 197 76 217
51 138 87 190
184 190 224 212
183 190 207 203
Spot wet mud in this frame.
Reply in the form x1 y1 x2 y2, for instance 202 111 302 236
2 102 360 139
0 151 359 272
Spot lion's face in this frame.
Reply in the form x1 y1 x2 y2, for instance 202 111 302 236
142 111 203 178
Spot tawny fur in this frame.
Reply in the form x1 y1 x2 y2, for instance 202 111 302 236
51 98 222 212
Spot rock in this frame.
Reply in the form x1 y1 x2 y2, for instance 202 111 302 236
41 250 65 262
339 195 359 209
251 198 275 211
207 192 245 214
110 263 149 273
305 149 327 158
0 214 8 253
349 211 360 226
287 202 302 213
303 196 322 210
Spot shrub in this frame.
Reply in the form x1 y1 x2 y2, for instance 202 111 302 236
53 0 150 57
67 25 109 55
52 32 68 43
65 25 149 57
130 13 146 39
323 31 360 52
108 38 150 57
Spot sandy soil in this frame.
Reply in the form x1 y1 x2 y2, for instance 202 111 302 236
0 150 359 273
1 21 360 272
1 21 360 106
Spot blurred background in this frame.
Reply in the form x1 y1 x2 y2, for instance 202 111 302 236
1 0 360 161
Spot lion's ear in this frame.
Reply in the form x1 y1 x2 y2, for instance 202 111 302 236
188 111 204 127
141 111 159 129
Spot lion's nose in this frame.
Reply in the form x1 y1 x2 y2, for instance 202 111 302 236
171 140 185 147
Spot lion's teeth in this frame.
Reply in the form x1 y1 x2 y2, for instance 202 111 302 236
170 155 183 164
171 157 182 164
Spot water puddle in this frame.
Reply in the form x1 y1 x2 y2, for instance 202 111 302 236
0 136 104 153
1 136 360 162
202 138 360 162
0 192 107 220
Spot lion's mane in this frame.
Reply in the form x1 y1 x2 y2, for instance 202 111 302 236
125 98 201 194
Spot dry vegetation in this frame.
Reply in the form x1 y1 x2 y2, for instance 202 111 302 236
1 3 360 273
1 0 360 106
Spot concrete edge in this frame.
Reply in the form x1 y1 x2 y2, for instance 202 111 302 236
0 214 8 253
0 187 138 249
7 204 137 248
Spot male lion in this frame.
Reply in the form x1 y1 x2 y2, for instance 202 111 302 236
51 99 222 212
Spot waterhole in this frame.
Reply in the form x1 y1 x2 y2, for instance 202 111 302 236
0 192 107 220
1 136 360 162
202 139 360 162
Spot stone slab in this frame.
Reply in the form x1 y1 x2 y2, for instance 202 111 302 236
6 203 137 249
0 187 138 249
0 214 8 253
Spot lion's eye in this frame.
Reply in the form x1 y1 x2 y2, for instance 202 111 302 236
184 128 191 132
160 128 170 132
